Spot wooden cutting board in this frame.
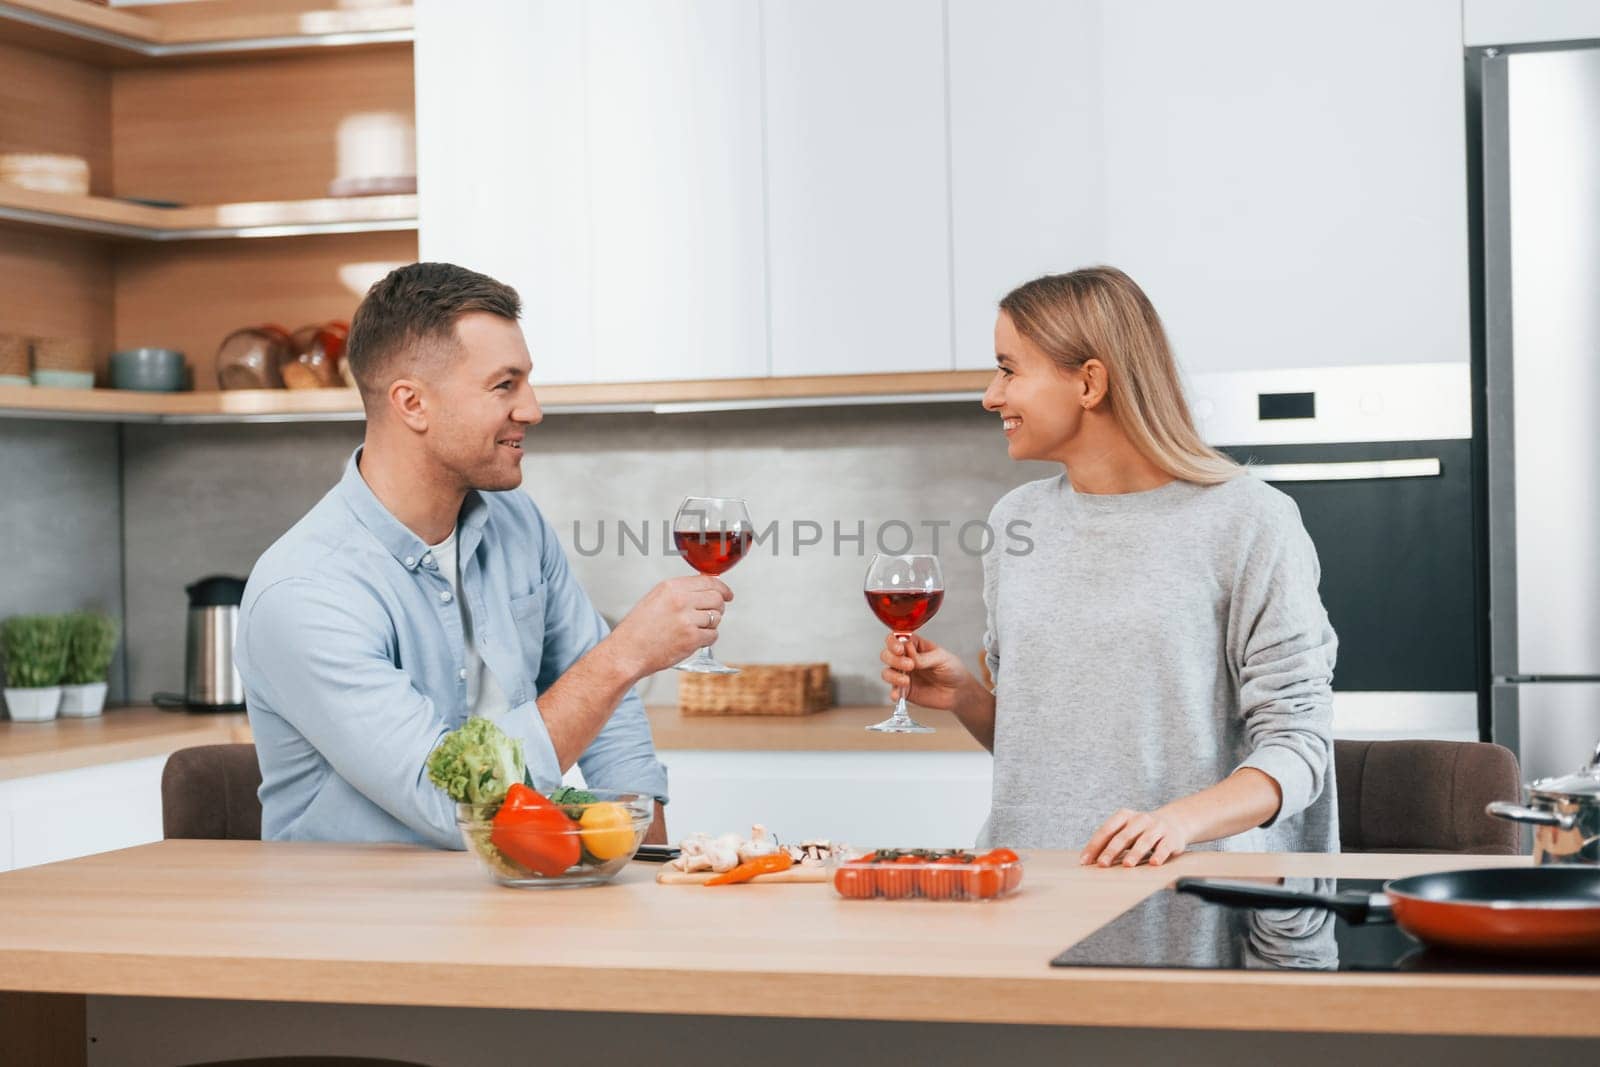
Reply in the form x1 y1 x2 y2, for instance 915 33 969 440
655 866 830 886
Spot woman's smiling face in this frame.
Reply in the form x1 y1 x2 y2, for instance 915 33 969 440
982 310 1086 464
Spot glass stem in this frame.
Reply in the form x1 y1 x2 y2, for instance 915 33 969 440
891 632 913 721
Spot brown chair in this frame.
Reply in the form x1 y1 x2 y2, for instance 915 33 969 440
1334 738 1522 855
162 743 264 841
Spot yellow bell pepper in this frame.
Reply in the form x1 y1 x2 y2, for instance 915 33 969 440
578 801 636 860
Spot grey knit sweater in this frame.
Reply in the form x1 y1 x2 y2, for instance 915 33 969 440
978 473 1339 854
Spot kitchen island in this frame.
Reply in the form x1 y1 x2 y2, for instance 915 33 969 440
2 842 1596 1065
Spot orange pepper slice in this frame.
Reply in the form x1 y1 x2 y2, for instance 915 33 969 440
704 850 794 886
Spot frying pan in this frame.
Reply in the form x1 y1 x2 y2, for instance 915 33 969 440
1175 867 1600 958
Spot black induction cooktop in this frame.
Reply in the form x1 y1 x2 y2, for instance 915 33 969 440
1050 878 1600 975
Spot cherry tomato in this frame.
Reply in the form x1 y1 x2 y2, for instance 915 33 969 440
919 854 968 901
878 855 921 900
980 848 1023 893
965 854 1005 899
833 864 875 899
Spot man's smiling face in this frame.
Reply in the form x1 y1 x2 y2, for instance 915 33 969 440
422 311 543 492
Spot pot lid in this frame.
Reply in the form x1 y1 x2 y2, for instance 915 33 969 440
1529 741 1600 799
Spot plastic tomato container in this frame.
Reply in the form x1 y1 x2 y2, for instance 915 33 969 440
830 848 1024 902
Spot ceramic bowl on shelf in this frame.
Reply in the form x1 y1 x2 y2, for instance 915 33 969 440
31 369 94 389
111 348 188 392
31 337 93 374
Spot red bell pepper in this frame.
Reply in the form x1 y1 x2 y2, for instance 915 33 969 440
490 783 581 876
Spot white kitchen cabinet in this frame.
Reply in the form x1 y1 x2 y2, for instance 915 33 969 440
0 756 166 872
948 0 1105 370
421 0 1473 389
583 0 768 383
658 750 994 848
416 0 594 385
762 0 954 376
1099 0 1470 376
417 0 766 386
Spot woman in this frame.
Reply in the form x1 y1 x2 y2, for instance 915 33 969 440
883 267 1337 867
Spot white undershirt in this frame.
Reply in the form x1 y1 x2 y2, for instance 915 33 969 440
428 527 511 720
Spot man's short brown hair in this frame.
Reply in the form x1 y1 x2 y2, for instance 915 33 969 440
345 262 521 398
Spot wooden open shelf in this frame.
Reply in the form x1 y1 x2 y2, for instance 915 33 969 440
0 185 417 240
0 0 412 64
1 13 419 386
0 371 994 423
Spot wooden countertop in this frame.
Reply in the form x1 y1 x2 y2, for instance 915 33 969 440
0 708 248 780
0 842 1592 1036
645 703 984 752
0 703 982 780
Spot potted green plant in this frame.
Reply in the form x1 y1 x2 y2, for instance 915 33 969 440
1 615 68 722
60 611 119 718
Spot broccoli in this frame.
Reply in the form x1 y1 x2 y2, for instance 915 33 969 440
548 785 598 819
426 717 526 806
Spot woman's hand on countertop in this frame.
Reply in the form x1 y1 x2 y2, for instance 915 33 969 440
1080 769 1284 867
1080 807 1193 868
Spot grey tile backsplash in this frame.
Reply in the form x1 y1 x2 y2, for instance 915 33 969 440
101 403 1047 707
0 420 126 700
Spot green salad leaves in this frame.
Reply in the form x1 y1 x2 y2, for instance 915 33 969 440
425 717 526 806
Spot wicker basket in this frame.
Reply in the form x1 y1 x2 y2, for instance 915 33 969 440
678 663 832 717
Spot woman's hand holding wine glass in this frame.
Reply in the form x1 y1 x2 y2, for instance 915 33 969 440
863 553 947 733
878 633 975 711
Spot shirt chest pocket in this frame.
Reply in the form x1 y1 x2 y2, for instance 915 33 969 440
508 587 548 686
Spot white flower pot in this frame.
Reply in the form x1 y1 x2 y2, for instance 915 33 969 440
5 686 62 722
59 682 108 718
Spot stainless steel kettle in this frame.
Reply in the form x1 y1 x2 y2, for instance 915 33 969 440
155 576 247 712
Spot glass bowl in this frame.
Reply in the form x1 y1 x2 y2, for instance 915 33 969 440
456 789 654 888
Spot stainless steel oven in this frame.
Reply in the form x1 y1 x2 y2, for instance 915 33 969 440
1187 363 1479 742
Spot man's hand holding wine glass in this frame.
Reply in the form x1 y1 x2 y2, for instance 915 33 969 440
606 575 734 679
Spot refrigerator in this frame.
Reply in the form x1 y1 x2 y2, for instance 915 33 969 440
1480 44 1600 783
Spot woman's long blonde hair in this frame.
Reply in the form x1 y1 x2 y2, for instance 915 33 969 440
999 267 1239 485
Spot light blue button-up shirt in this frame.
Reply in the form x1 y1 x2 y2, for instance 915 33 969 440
235 450 669 849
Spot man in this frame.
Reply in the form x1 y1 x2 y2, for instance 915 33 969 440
236 262 731 847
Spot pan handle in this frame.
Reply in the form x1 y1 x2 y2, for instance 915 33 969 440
1485 801 1578 831
1173 878 1382 924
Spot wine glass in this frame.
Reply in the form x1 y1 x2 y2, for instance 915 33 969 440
673 496 753 675
863 553 944 733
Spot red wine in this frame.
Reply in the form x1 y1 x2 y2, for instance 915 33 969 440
675 529 753 576
864 588 944 633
